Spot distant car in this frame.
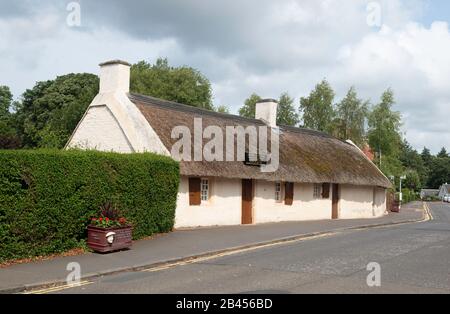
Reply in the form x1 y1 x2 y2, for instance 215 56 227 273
444 195 450 203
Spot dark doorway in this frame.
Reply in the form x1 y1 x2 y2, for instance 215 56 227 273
332 184 340 219
242 179 254 224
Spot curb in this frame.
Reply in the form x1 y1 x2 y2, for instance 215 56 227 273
1 204 430 294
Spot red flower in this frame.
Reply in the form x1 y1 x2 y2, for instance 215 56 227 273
99 217 103 222
105 217 110 222
119 217 127 225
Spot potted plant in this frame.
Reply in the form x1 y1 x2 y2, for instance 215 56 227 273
87 202 133 253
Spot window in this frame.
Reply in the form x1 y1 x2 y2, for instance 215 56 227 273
275 182 282 202
201 179 209 202
313 184 322 199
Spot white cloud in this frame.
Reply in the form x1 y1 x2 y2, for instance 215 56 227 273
0 0 449 152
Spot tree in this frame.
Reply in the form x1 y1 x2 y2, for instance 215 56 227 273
239 93 262 118
404 169 422 191
214 105 230 114
427 156 450 188
421 147 433 165
333 87 368 147
131 58 213 110
14 73 99 148
367 89 402 162
437 147 448 158
299 79 335 132
399 140 428 189
0 86 21 149
277 92 299 126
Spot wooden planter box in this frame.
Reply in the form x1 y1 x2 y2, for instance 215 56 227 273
87 225 133 253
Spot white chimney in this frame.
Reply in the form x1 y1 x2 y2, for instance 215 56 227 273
99 60 131 94
255 99 278 128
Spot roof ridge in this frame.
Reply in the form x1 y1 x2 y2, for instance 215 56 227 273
129 93 336 139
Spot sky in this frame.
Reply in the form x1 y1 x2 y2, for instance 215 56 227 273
0 0 449 153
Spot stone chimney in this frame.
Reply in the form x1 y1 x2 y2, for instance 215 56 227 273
99 60 131 94
255 99 278 128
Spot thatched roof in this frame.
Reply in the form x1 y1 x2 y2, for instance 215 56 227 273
129 93 391 188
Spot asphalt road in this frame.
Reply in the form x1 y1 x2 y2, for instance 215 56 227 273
54 202 450 294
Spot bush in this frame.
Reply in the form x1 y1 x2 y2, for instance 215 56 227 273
401 188 419 204
0 150 179 263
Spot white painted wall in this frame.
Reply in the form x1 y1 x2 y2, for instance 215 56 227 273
67 105 133 153
66 62 169 156
253 181 332 223
339 185 386 219
175 176 242 228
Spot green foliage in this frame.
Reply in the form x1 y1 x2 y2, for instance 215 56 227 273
277 92 299 126
401 188 419 204
239 93 261 118
14 74 99 149
367 89 402 157
299 79 335 133
427 155 450 188
333 87 368 147
131 58 213 110
214 105 230 114
0 150 179 263
0 86 21 149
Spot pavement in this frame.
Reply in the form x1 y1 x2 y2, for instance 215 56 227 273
0 202 427 293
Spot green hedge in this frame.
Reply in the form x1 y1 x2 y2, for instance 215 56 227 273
0 150 179 263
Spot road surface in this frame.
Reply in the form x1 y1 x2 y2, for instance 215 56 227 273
52 202 450 294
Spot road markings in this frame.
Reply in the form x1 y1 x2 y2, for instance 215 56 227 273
23 280 93 294
143 232 336 273
424 202 434 221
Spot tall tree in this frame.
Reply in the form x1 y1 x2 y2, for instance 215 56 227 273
239 93 262 118
333 87 368 146
428 156 450 188
277 92 299 126
14 74 99 148
437 147 448 158
399 140 428 189
131 58 213 110
0 86 21 149
367 89 402 163
299 79 335 132
421 147 433 165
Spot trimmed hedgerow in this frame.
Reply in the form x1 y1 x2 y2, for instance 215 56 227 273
0 150 179 263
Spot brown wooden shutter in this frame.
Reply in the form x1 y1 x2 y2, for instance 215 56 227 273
189 178 201 206
322 183 330 199
285 182 294 206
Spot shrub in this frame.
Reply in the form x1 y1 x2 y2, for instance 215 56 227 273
0 149 179 263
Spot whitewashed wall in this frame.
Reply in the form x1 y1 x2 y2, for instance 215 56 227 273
175 176 242 228
253 181 332 223
339 184 386 219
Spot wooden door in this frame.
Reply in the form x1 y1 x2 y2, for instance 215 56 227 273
242 179 254 225
332 184 339 219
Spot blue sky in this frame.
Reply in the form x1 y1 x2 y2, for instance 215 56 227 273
0 0 449 153
420 0 450 25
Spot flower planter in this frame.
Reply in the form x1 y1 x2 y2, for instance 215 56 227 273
87 225 133 253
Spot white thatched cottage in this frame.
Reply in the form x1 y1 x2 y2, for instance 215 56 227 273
67 60 391 228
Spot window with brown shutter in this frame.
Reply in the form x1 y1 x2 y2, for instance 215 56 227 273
285 182 294 206
189 178 201 206
322 183 330 199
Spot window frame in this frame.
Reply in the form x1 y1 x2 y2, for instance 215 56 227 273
200 178 210 204
313 183 322 199
275 182 282 203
